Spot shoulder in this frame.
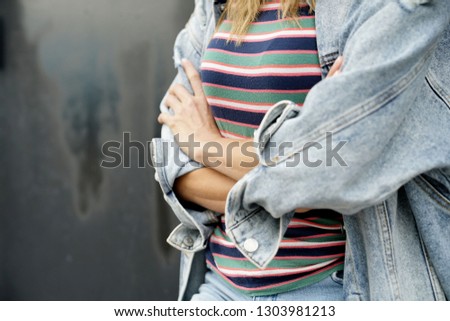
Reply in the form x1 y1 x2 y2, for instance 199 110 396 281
192 0 214 22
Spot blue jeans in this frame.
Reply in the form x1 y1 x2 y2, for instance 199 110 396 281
191 269 344 301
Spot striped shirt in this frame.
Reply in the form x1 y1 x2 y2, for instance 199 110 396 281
200 1 345 296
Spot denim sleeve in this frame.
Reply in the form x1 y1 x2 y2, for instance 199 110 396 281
151 0 219 252
226 0 450 219
155 0 205 182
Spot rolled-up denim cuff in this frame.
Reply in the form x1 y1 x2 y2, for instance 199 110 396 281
167 224 208 253
254 100 301 161
150 137 203 188
225 167 294 268
150 137 218 249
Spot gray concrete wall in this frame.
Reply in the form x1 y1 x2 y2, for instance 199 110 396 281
0 0 194 300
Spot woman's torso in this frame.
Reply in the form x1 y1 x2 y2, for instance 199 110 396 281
199 1 346 296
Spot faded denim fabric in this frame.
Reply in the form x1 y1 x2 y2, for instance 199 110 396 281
151 0 450 300
191 269 344 301
151 0 220 300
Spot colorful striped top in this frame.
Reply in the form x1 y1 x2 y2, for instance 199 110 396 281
200 1 345 296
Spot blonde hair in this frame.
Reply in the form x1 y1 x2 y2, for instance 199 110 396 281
222 0 316 41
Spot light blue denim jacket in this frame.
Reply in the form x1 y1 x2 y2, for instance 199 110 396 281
151 0 450 300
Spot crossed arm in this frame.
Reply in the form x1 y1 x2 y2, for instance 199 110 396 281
158 58 343 213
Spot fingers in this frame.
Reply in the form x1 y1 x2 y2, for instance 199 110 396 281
157 112 172 126
327 56 344 78
165 93 183 113
182 59 204 97
169 83 192 102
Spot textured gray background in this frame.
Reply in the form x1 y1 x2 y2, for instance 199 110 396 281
0 0 194 300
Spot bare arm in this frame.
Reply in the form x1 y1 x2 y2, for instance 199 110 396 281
194 137 257 181
174 167 309 214
174 167 236 213
159 58 343 181
196 57 344 181
158 60 258 181
161 59 343 211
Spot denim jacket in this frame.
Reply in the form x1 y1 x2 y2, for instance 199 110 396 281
151 0 450 300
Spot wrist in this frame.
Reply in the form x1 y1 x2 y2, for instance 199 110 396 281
195 135 227 166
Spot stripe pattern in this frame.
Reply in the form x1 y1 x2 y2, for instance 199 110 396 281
201 1 345 296
206 210 345 296
201 2 321 139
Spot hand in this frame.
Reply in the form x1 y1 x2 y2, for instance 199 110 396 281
327 56 343 78
158 59 221 162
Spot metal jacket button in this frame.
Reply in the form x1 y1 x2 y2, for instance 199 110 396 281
183 237 194 248
243 238 259 253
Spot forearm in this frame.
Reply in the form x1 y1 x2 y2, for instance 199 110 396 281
174 167 236 213
196 137 258 181
176 165 310 214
